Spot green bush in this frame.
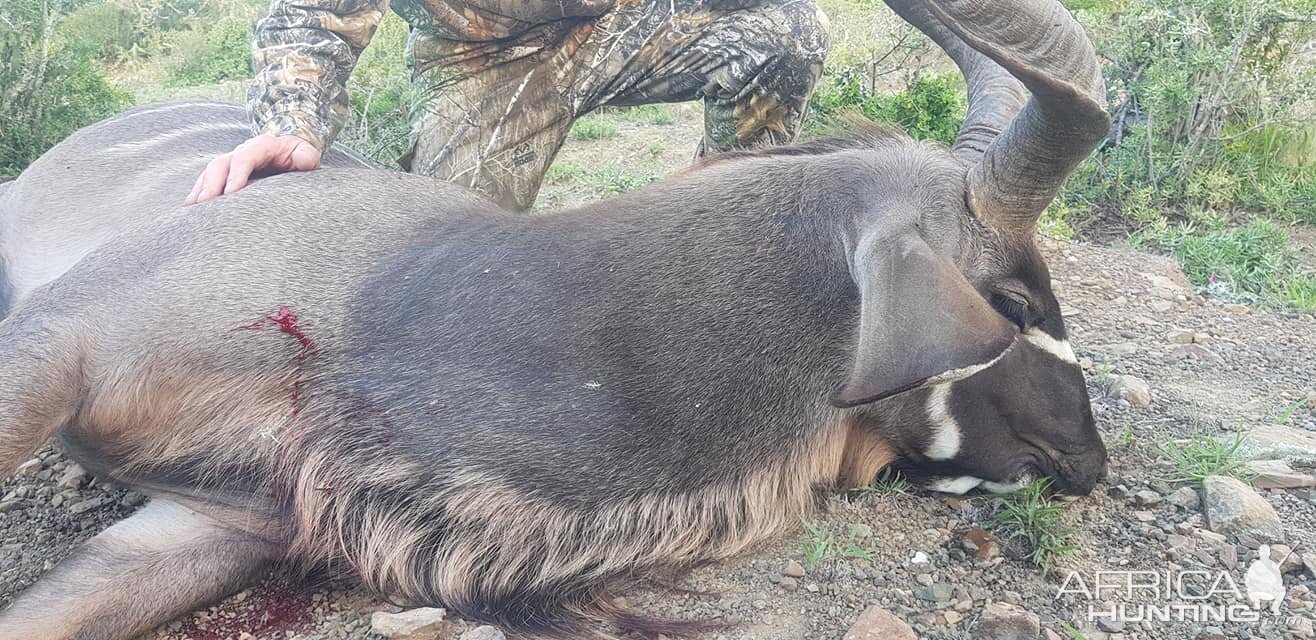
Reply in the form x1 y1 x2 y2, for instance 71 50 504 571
1062 0 1316 222
167 16 253 86
1131 220 1316 310
808 70 965 145
0 0 132 176
336 11 412 167
57 1 139 60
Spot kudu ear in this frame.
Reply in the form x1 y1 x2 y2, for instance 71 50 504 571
832 234 1017 407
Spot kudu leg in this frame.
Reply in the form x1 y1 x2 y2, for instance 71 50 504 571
0 499 281 640
0 316 82 475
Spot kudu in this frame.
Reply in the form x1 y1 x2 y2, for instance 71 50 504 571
0 0 1110 637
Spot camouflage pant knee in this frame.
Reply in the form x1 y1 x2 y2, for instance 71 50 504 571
399 0 830 210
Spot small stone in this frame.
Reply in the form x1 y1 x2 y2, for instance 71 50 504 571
976 602 1040 640
461 627 506 640
1149 299 1174 313
1106 342 1139 356
68 497 108 514
120 491 147 507
0 500 20 514
369 607 449 639
1303 552 1316 578
1165 328 1195 344
1132 490 1162 506
783 560 806 578
916 584 955 603
943 610 963 625
842 606 917 640
1246 460 1316 490
780 577 799 592
15 459 41 476
1109 375 1152 407
961 528 1001 561
1290 617 1315 639
1165 534 1193 553
1168 487 1201 510
1270 544 1304 574
1237 425 1316 465
1223 303 1249 313
1202 476 1283 543
57 463 87 490
1133 510 1156 523
1097 618 1126 633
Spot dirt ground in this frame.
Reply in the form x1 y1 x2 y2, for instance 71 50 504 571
2 107 1315 640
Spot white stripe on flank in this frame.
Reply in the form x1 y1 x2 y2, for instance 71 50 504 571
1022 328 1078 364
924 384 962 460
102 122 250 155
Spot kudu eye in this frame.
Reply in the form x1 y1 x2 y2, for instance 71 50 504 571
990 291 1031 329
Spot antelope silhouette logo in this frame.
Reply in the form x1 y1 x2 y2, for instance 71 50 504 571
1245 544 1287 614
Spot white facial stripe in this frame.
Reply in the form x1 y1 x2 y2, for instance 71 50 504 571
980 479 1031 494
926 476 983 494
924 339 1017 387
1022 329 1078 364
924 384 962 460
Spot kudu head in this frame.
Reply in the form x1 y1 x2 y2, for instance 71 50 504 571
831 0 1112 494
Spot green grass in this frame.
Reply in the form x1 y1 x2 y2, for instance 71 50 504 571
801 520 835 570
1160 431 1252 486
585 166 656 194
1131 220 1316 311
989 479 1075 571
612 104 679 126
544 162 587 185
1060 622 1090 640
854 468 911 497
569 115 619 141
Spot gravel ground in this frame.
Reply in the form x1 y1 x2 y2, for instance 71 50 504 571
2 113 1315 640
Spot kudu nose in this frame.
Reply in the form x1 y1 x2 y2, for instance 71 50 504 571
1052 446 1109 496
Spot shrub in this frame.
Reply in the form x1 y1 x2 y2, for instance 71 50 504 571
167 16 253 86
57 1 139 60
336 11 412 167
808 70 965 144
0 0 132 176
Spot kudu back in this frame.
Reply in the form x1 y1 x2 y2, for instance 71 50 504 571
0 2 1111 638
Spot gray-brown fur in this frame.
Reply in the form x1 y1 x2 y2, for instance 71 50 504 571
0 1 1111 637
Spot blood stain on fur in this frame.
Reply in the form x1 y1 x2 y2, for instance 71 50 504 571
243 306 316 360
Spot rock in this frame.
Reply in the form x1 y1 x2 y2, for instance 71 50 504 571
1106 342 1139 356
783 560 806 578
975 602 1040 640
1304 552 1316 578
1132 490 1161 506
1223 303 1249 313
944 610 964 625
1202 476 1284 543
779 576 799 592
917 583 955 603
1133 510 1157 523
1168 487 1201 510
1290 617 1315 639
1109 375 1152 407
844 606 917 640
0 500 20 514
1169 344 1216 361
1269 544 1304 574
1236 425 1316 464
1165 328 1195 344
1246 459 1316 489
1149 299 1174 313
15 458 41 477
461 626 506 640
67 497 108 514
1096 618 1125 633
370 607 450 639
57 463 86 490
961 528 1001 561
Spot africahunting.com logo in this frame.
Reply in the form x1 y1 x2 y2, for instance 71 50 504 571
1056 544 1293 625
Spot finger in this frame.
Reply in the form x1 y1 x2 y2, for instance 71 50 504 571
196 154 232 204
184 172 205 205
224 147 260 195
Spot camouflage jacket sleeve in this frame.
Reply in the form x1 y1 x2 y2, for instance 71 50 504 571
248 0 389 151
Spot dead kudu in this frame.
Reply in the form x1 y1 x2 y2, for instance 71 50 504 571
0 1 1110 637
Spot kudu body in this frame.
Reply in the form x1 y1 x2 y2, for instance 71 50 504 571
0 1 1111 637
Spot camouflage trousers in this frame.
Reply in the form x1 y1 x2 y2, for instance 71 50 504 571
397 0 830 210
